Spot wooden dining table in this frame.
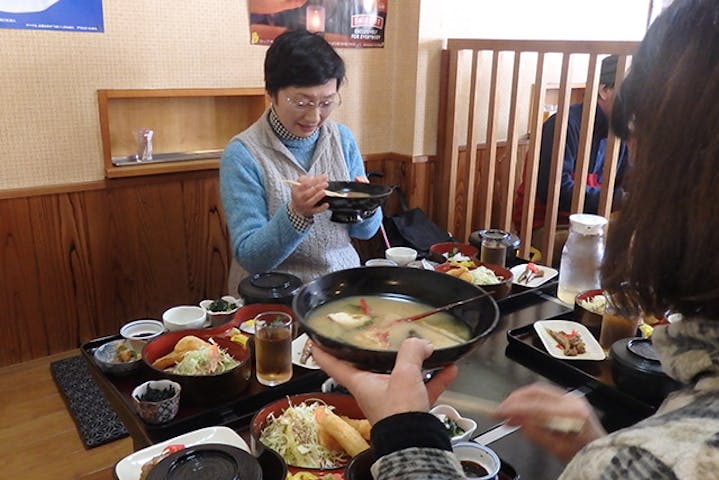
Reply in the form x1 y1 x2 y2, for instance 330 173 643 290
85 280 656 480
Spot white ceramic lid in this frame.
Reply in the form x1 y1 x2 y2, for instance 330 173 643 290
569 213 608 235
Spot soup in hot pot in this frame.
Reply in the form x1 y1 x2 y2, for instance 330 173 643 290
305 295 471 350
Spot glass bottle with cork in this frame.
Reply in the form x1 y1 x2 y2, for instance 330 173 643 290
557 214 608 305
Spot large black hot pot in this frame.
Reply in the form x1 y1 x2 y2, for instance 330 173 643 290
292 266 499 372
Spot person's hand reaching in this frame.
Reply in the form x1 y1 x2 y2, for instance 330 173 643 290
312 338 458 425
493 383 606 462
289 174 330 217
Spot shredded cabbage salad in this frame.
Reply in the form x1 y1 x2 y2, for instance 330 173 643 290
170 344 238 375
469 265 502 285
260 400 348 469
580 294 607 314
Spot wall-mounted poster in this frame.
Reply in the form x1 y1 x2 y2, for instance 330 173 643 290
0 0 103 32
249 0 387 48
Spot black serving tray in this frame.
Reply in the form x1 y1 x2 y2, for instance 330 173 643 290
505 311 658 424
81 334 327 448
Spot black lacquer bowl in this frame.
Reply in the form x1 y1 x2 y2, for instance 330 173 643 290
293 267 499 372
323 181 393 223
147 443 262 480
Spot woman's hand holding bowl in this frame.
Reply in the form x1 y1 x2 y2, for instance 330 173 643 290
290 174 330 217
312 338 459 425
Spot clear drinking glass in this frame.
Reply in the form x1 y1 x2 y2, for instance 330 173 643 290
254 312 293 386
480 229 509 267
599 307 640 352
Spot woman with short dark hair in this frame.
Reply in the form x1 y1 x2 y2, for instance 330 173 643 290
221 30 381 288
313 1 719 478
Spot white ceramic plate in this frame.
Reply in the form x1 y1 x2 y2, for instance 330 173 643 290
239 319 256 335
510 263 558 288
115 426 249 480
292 333 319 370
534 320 605 361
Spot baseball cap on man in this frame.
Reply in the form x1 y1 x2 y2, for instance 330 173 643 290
600 55 619 86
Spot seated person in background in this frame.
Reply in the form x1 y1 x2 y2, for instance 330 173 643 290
220 29 381 289
314 1 719 477
513 55 630 263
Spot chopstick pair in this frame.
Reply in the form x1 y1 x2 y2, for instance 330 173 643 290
438 391 586 435
281 178 348 198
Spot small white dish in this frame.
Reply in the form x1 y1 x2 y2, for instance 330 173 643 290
199 296 242 315
385 246 418 266
534 319 606 361
407 259 439 270
430 404 478 443
365 258 398 267
120 319 165 342
114 426 249 480
453 441 502 479
292 333 319 370
239 319 256 335
199 296 242 327
162 305 208 331
510 263 558 287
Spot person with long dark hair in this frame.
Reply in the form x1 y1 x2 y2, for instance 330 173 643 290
313 1 719 477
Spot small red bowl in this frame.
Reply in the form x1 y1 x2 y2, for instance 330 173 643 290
574 289 605 338
250 392 367 475
429 242 479 261
142 332 252 405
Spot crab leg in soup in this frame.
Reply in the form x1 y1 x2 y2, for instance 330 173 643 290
308 295 471 350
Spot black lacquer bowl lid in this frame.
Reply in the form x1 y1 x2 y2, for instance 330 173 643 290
239 271 303 305
147 443 262 480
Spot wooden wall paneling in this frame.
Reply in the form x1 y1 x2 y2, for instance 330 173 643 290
106 179 194 322
83 187 120 340
0 198 45 364
540 54 574 267
598 55 630 221
409 156 431 211
180 172 231 298
518 53 548 259
27 192 100 354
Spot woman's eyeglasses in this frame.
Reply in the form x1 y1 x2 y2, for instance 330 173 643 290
285 93 342 114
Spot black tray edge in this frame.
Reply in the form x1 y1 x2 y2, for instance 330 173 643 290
505 314 658 417
80 335 328 447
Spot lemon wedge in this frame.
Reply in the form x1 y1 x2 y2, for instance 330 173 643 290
230 334 248 347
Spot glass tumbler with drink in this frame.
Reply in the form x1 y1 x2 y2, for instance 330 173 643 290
254 312 293 386
599 305 640 352
480 229 509 267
